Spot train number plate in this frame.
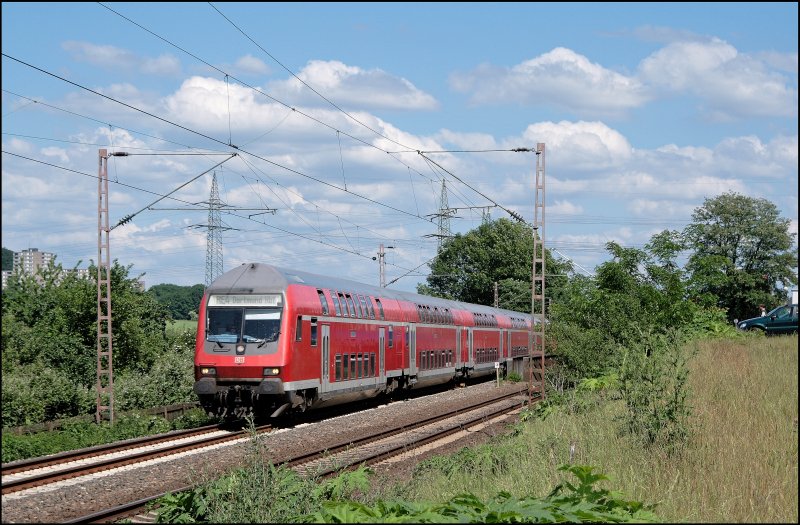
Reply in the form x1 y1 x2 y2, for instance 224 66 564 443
235 356 245 364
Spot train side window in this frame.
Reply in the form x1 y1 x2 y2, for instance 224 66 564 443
370 353 376 376
367 297 375 319
347 294 359 317
335 354 342 381
375 298 385 320
350 353 357 378
405 328 409 348
357 353 363 378
343 354 349 380
295 315 302 341
339 293 349 316
346 294 357 317
420 351 426 370
331 291 342 316
317 289 329 315
358 295 368 318
388 326 394 348
310 317 318 346
355 294 364 318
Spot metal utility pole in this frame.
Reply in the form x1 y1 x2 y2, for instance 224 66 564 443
530 143 546 401
96 149 114 424
378 243 394 287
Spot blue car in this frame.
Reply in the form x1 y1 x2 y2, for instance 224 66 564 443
737 304 799 335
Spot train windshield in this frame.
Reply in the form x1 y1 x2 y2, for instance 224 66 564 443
207 308 282 344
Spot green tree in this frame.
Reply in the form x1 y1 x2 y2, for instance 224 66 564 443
418 218 573 311
683 192 797 321
2 247 14 271
148 283 205 320
549 235 701 384
1 259 172 426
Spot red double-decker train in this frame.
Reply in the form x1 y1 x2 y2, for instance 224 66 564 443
194 263 537 419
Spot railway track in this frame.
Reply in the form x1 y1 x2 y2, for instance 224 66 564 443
63 386 534 523
1 423 271 495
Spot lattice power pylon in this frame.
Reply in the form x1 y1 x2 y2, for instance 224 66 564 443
206 172 223 287
424 179 454 249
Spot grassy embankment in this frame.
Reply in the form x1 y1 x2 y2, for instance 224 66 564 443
380 334 798 523
167 334 796 522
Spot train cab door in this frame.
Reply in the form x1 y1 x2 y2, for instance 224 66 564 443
320 324 331 393
379 327 385 383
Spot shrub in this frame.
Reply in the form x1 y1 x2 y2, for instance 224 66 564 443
617 329 695 454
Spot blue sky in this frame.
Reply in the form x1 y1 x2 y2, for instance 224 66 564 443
2 2 797 293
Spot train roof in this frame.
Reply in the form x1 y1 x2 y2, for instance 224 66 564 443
208 262 536 321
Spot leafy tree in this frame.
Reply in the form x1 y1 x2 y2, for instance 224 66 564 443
2 246 14 271
148 283 205 320
548 236 700 384
1 259 172 426
683 192 797 321
418 218 573 312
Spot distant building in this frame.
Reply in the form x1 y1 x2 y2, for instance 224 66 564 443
14 248 55 275
1 248 91 290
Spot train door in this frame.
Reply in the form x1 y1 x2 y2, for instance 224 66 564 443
320 324 330 393
409 324 416 374
467 328 474 367
379 327 385 382
499 329 505 359
456 328 462 368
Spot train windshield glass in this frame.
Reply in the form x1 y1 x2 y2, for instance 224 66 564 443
243 308 282 343
206 309 243 343
207 307 282 344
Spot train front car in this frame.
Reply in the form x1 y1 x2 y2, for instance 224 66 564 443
194 263 297 419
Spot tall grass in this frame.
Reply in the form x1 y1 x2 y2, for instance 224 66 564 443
383 335 797 523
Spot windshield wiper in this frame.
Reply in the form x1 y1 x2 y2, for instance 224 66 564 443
258 331 280 348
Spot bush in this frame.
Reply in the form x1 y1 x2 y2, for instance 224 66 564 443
1 362 94 427
617 329 695 454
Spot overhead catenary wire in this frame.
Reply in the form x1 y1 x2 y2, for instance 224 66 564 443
2 149 425 276
2 53 437 226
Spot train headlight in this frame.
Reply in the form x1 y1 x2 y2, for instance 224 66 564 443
200 367 216 376
263 367 280 376
236 344 245 354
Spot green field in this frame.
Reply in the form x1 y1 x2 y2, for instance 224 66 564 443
167 319 197 334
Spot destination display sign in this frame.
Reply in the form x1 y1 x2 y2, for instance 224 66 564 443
208 294 282 307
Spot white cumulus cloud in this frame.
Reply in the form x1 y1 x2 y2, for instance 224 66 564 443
450 47 649 117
